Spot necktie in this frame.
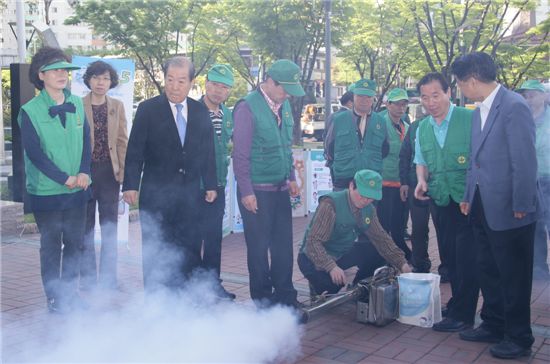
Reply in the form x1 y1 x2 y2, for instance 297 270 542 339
359 115 367 138
175 103 187 146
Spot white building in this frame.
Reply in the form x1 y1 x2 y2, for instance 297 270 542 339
1 0 95 67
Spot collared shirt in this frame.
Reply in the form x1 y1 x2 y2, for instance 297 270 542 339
479 84 501 130
168 98 189 127
302 192 407 273
414 103 455 166
259 84 283 124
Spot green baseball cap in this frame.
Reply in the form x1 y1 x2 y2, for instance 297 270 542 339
351 79 377 97
387 88 409 102
354 169 382 200
266 59 305 97
39 60 80 72
516 80 545 93
207 64 234 87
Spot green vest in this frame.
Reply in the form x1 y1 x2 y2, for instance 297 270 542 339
301 190 374 260
214 104 234 186
332 110 386 180
418 106 472 206
381 110 408 182
18 89 86 196
242 90 293 184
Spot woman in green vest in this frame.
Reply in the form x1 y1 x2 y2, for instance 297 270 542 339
18 47 92 314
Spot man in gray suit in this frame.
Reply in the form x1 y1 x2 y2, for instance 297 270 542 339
452 52 542 359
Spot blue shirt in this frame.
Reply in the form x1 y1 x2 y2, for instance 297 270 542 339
414 104 455 166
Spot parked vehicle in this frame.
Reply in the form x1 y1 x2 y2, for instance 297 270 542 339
301 103 339 140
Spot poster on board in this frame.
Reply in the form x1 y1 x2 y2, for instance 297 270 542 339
70 56 135 246
291 149 307 217
306 149 332 212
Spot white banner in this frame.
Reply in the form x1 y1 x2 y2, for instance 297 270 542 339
306 149 332 212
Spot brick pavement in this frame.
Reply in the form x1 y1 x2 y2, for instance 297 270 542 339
1 216 549 363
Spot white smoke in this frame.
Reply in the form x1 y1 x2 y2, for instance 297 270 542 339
9 211 304 363
12 278 303 363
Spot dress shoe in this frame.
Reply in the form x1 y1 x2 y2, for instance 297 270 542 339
283 300 308 324
68 294 90 311
459 326 503 343
47 298 70 314
217 286 236 300
490 340 531 359
432 317 472 332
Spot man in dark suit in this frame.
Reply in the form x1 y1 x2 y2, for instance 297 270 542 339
123 56 217 291
452 52 542 359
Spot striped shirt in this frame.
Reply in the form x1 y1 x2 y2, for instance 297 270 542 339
303 194 408 273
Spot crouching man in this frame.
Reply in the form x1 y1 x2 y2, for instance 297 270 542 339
298 169 412 295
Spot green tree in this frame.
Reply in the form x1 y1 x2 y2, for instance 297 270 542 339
496 18 550 88
234 0 346 143
406 0 542 86
336 0 419 110
66 0 235 93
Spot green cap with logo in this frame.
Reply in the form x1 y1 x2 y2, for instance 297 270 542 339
266 59 305 97
354 169 382 200
207 64 234 87
39 60 81 72
516 80 546 93
351 79 377 97
387 88 409 102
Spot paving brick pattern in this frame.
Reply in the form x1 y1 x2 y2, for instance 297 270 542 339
2 216 549 363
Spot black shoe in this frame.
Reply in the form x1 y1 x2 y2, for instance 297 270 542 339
459 326 503 343
46 298 70 314
441 307 449 318
68 294 90 311
218 286 236 300
287 300 308 325
490 340 531 359
432 317 472 332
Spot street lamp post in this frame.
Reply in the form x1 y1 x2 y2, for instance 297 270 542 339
324 0 332 121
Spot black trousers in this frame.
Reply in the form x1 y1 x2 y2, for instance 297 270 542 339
430 201 449 277
82 161 120 287
298 239 386 295
34 205 86 301
199 187 226 277
237 188 297 306
472 189 535 349
408 193 432 273
140 203 201 292
378 186 411 260
432 199 479 323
